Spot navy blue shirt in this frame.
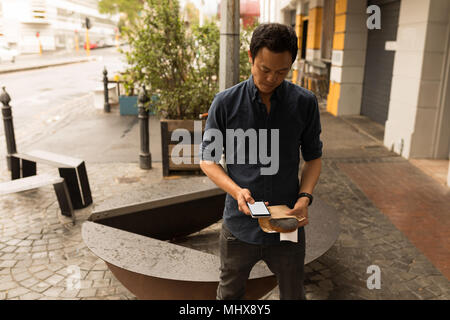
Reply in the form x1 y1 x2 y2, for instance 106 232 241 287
200 75 323 245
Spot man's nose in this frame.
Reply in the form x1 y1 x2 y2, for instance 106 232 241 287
266 72 278 84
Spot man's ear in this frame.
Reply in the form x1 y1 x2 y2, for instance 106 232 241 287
248 50 253 65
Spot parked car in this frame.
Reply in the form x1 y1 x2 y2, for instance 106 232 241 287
0 44 18 63
83 42 98 50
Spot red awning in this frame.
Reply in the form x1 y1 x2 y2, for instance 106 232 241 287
217 0 260 18
240 0 260 17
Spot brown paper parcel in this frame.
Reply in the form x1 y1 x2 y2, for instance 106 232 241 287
258 205 306 233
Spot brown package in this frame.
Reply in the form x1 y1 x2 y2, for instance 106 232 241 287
258 205 306 233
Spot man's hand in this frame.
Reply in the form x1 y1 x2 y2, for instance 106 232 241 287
235 188 269 216
199 162 270 217
286 197 310 227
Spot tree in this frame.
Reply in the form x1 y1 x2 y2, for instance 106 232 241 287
239 21 259 82
98 0 144 30
184 1 200 26
121 0 257 119
123 0 219 119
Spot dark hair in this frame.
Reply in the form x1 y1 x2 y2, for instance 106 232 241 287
250 23 298 64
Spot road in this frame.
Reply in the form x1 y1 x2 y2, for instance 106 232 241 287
0 47 156 165
0 47 126 124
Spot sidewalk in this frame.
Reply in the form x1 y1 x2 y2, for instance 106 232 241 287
0 96 449 300
0 49 102 75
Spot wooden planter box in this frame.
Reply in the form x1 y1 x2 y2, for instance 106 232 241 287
160 119 206 176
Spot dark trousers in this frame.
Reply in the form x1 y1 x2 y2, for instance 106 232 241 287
217 223 306 300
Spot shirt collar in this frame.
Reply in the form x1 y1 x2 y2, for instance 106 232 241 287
248 74 286 103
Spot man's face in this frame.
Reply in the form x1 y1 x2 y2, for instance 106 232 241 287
249 47 292 96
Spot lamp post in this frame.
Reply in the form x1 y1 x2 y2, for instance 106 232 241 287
138 86 151 169
0 87 17 170
219 0 240 91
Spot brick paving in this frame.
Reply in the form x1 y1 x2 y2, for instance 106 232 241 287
0 95 449 300
338 160 450 280
264 156 450 300
410 159 449 187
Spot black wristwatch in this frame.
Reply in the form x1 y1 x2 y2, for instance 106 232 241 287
297 192 313 206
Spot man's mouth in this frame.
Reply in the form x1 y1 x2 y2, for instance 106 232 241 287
262 83 275 89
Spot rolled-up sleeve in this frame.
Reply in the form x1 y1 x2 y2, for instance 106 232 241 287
200 95 226 162
300 95 323 161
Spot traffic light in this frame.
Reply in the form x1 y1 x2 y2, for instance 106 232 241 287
85 17 91 29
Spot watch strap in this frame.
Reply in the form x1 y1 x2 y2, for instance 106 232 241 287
298 192 313 206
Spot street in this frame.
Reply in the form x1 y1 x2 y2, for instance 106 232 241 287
0 47 125 126
0 47 157 165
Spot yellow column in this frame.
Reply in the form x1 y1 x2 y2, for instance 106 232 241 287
85 29 90 56
326 0 347 116
75 31 79 52
115 28 119 49
306 6 323 51
332 0 347 50
291 14 304 83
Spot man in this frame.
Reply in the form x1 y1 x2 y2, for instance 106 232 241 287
200 23 323 300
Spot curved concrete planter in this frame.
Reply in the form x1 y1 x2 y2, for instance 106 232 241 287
87 188 226 240
82 188 340 300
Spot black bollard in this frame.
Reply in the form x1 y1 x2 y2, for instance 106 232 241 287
103 67 110 113
138 86 151 169
0 87 17 171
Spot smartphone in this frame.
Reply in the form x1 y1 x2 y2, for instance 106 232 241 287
247 201 271 218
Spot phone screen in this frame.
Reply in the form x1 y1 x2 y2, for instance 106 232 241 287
247 202 271 217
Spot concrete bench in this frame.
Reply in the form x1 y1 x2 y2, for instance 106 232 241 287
0 174 75 222
11 150 92 210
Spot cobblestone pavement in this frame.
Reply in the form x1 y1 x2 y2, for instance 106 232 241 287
2 157 448 300
0 162 150 300
1 100 449 300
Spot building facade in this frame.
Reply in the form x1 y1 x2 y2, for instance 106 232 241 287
260 0 450 162
0 0 119 53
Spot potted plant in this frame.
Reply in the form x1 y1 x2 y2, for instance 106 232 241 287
118 71 158 116
121 0 218 175
122 0 258 176
118 71 139 116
